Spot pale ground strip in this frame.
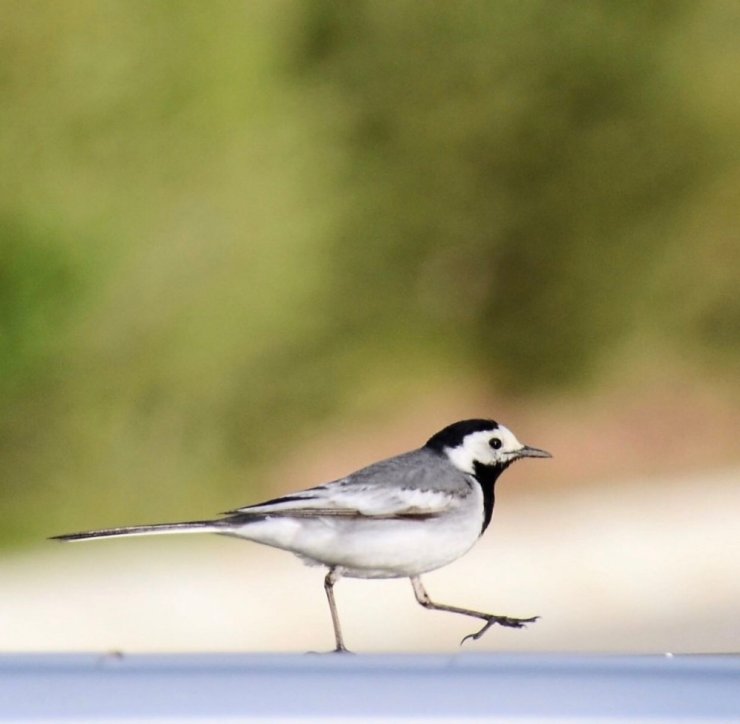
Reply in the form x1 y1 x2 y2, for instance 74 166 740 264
4 719 722 724
1 468 738 653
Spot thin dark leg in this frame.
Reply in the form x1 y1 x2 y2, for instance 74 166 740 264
324 568 350 653
410 576 539 645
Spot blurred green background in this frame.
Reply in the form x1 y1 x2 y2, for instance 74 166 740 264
2 1 738 548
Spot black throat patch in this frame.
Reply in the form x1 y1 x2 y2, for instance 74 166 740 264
472 461 509 533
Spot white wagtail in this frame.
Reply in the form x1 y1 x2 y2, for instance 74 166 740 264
52 419 550 652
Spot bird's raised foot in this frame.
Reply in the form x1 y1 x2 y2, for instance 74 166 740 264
460 614 540 645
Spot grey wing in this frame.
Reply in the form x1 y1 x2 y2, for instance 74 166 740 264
225 449 468 521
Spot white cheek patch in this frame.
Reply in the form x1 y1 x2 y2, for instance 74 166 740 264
445 425 526 472
444 443 478 473
444 430 498 472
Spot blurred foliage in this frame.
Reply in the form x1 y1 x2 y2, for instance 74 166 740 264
0 1 738 545
292 1 733 387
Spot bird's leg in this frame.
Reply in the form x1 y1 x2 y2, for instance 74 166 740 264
324 568 351 653
410 576 539 645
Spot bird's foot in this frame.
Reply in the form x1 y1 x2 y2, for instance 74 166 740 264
460 614 540 645
306 645 355 655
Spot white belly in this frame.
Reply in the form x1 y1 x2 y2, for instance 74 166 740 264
228 487 485 579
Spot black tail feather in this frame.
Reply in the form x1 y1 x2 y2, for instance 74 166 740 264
50 520 221 542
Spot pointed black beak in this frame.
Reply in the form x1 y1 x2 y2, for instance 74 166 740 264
518 445 552 459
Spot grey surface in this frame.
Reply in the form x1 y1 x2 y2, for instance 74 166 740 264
0 653 738 721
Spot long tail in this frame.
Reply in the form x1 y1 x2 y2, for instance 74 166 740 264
50 519 224 542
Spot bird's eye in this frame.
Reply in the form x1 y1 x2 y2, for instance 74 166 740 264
489 437 502 450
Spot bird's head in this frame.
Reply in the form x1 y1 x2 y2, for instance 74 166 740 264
425 419 551 475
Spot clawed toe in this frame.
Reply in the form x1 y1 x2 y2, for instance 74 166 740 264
460 614 540 645
498 614 540 628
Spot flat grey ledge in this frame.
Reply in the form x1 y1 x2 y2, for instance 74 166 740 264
1 653 738 721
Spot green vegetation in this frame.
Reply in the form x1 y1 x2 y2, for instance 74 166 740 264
1 1 738 545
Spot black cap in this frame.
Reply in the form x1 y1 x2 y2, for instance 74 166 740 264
425 419 499 452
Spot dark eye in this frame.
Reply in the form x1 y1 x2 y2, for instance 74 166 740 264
489 437 502 450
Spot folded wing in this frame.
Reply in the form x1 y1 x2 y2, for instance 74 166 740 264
225 479 458 522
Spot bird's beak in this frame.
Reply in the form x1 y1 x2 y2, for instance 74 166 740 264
517 445 552 459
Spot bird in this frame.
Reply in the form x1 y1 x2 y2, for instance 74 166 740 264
51 418 551 652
